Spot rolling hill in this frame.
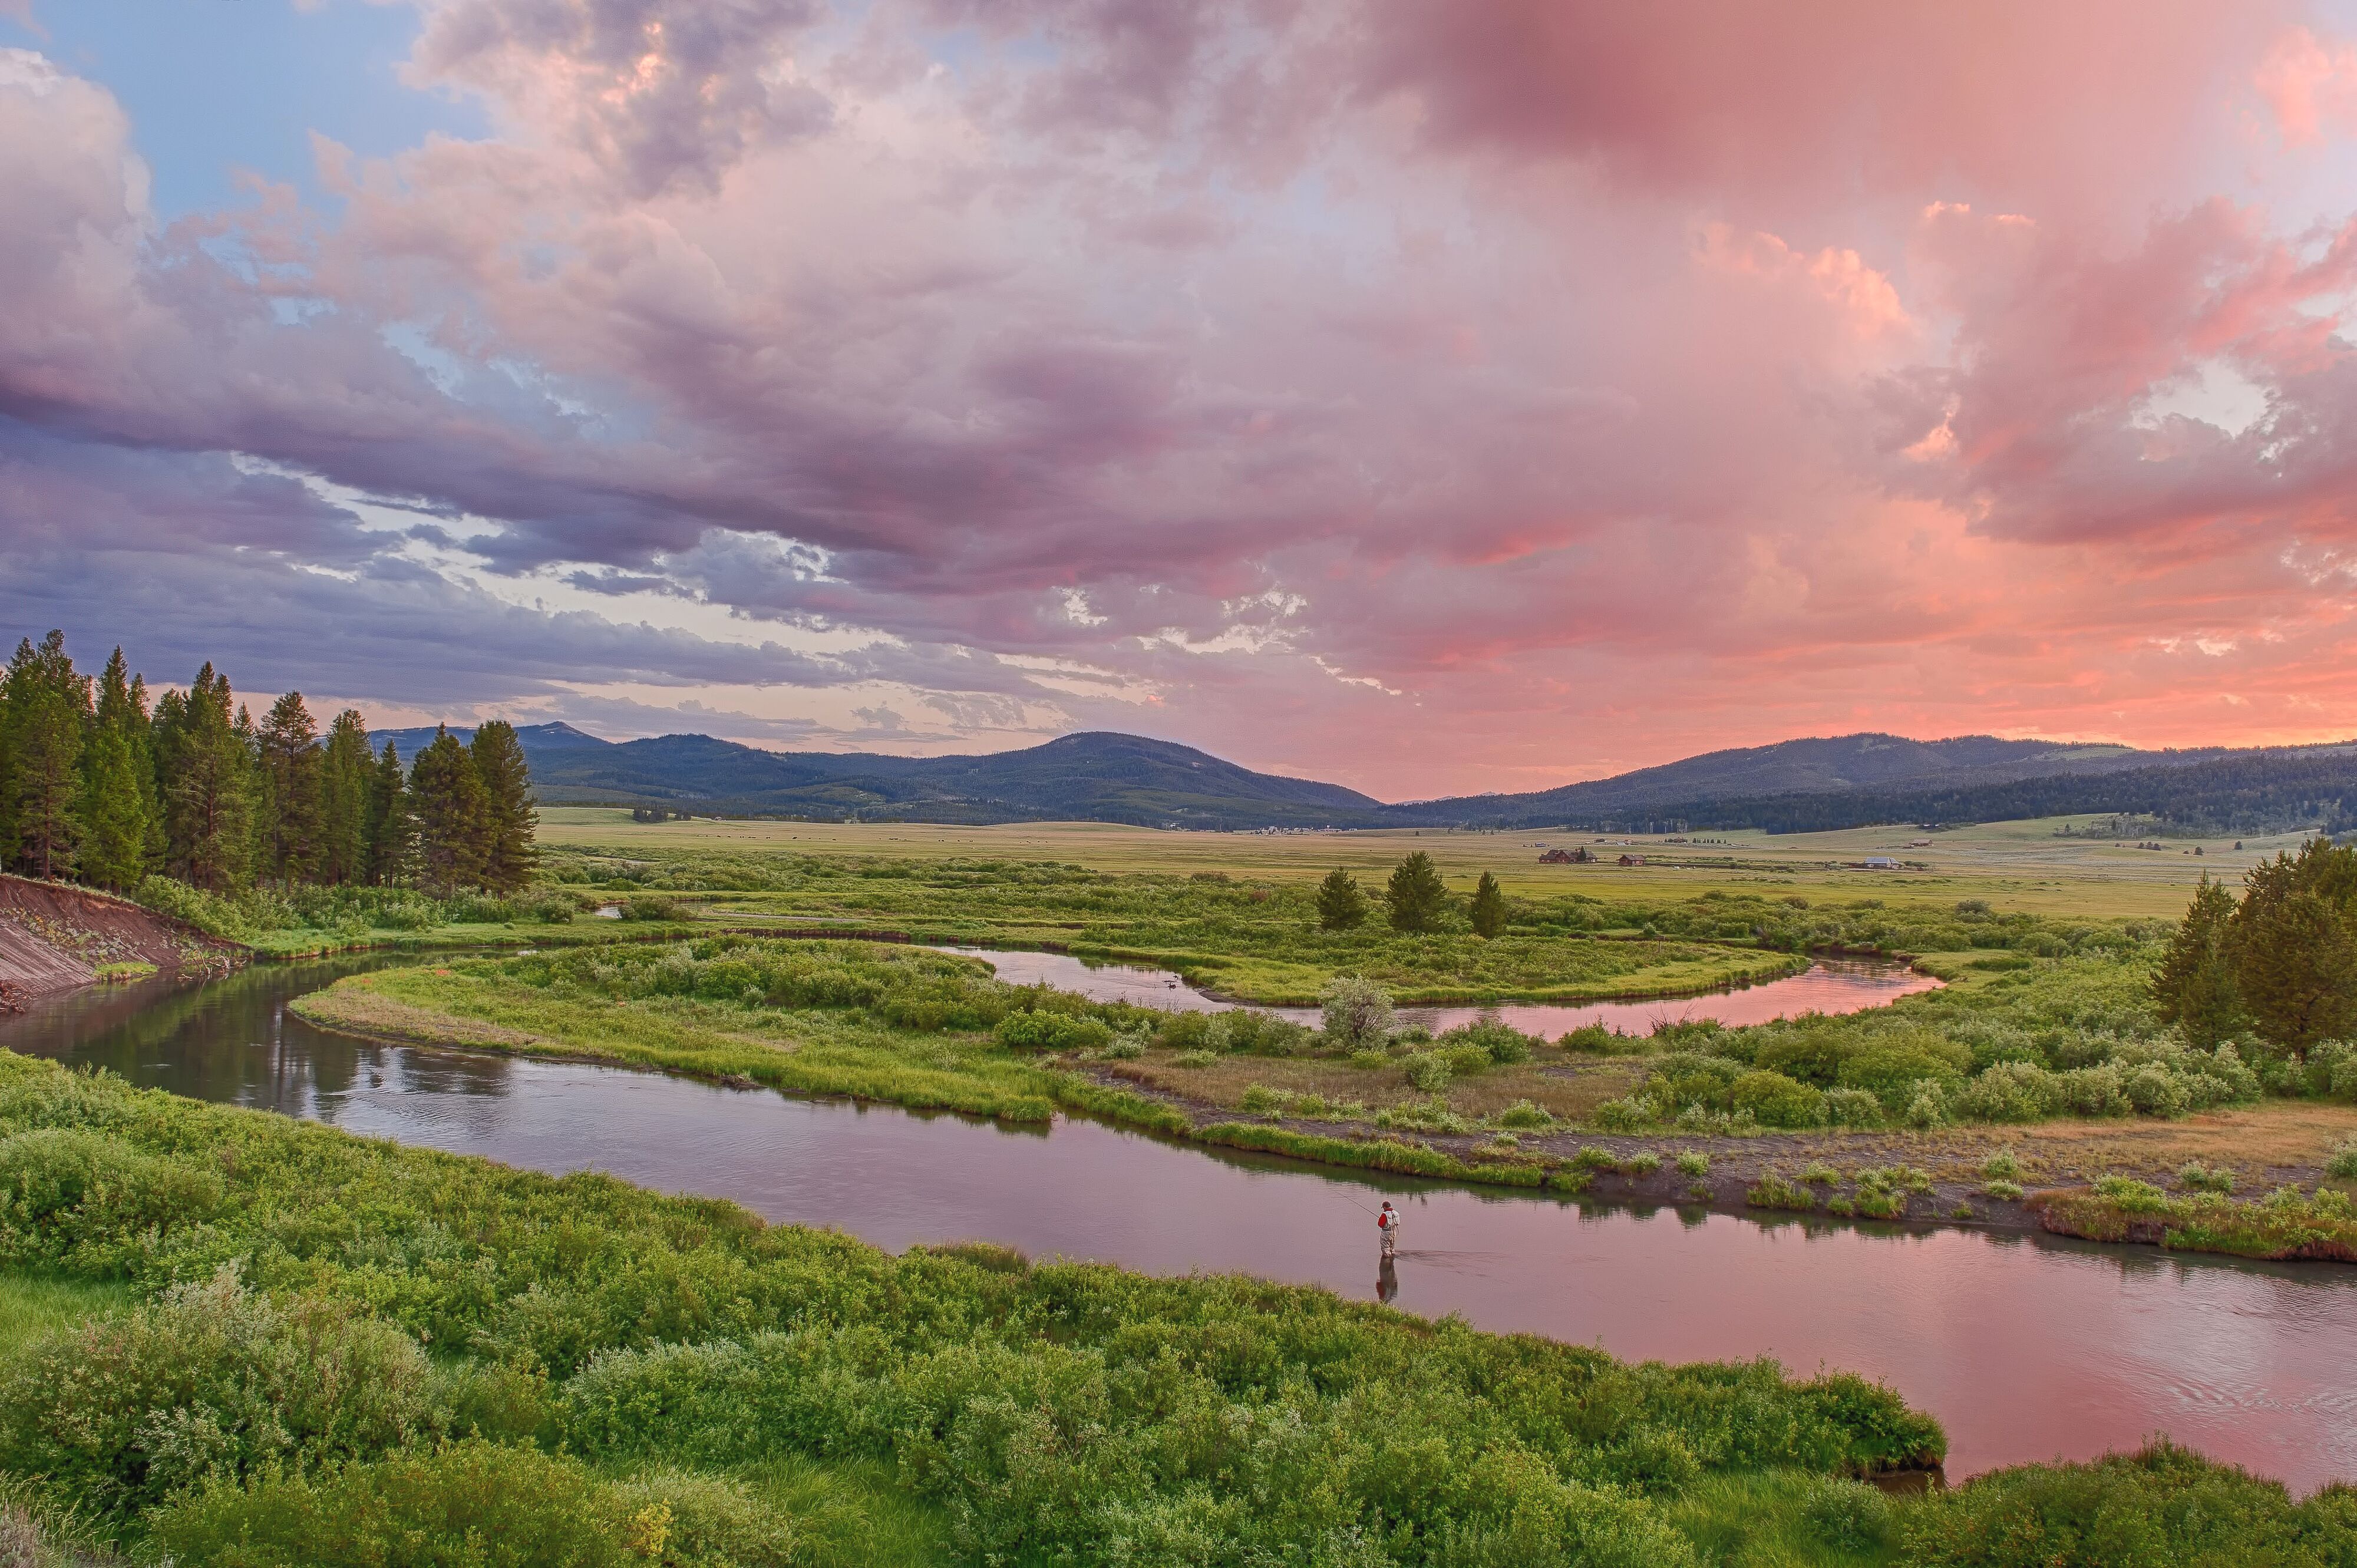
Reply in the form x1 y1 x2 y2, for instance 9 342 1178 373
370 725 1381 828
367 722 2357 835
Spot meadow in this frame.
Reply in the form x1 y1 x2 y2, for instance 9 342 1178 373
0 1049 2348 1566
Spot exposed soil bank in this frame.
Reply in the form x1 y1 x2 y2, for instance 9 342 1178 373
0 874 241 1012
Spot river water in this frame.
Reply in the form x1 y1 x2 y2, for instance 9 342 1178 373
1 954 2351 1494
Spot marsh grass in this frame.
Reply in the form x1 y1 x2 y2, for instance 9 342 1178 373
0 1272 131 1362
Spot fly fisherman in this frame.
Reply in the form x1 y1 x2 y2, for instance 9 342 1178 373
1376 1201 1400 1258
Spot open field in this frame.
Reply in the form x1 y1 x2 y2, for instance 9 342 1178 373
537 808 2315 920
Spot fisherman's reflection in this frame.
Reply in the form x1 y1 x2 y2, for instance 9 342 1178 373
1376 1253 1398 1306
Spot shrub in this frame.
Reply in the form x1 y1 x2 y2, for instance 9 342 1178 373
145 1440 665 1568
1170 1050 1219 1069
0 1273 437 1522
1402 1053 1454 1092
1747 1173 1814 1211
1592 1097 1659 1132
0 1128 224 1270
1437 1019 1539 1066
623 893 684 922
1319 975 1394 1052
1559 1024 1625 1054
993 1011 1113 1052
1895 1440 2355 1568
1569 1145 1619 1171
1798 1161 1840 1186
1491 1100 1557 1131
1800 1475 1891 1553
1441 1043 1497 1077
1820 1088 1883 1128
1674 1150 1710 1178
1952 1061 2061 1123
2122 1064 2191 1118
1840 1043 1966 1109
1626 1151 1662 1177
2327 1138 2357 1181
1903 1082 1950 1129
1983 1180 2025 1201
1223 1009 1310 1057
1982 1150 2024 1183
2178 1161 2236 1194
1728 1069 1824 1129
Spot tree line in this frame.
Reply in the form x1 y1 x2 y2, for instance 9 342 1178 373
0 630 536 900
2154 837 2357 1054
1314 853 1509 938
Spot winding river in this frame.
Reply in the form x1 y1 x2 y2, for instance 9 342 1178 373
1 952 2351 1495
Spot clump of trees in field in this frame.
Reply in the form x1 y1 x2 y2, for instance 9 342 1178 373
0 629 536 901
2155 837 2357 1054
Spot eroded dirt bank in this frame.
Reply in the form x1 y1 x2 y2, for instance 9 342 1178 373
0 875 241 1012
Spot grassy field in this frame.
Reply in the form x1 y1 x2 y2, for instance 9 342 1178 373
538 808 2315 919
1 1047 2351 1566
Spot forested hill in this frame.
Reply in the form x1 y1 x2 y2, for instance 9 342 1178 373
377 722 2357 835
1648 745 2357 837
375 726 1381 828
1374 733 2214 827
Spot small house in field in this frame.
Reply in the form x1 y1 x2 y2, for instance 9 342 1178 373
1863 856 1900 870
1617 853 1646 867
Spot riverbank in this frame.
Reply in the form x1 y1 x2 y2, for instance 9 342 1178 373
4 1043 2355 1565
291 948 2357 1264
0 874 239 1012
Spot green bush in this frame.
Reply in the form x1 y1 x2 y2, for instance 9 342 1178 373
2326 1138 2357 1181
1491 1100 1557 1131
991 1011 1113 1052
1896 1440 2357 1567
0 1128 223 1271
145 1440 670 1567
1728 1070 1824 1129
1437 1019 1539 1066
1746 1173 1814 1211
1319 975 1394 1051
0 1272 437 1522
1403 1052 1454 1092
1840 1043 1966 1109
1952 1061 2062 1123
1675 1150 1711 1178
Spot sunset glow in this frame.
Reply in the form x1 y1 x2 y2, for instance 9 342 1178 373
7 0 2357 797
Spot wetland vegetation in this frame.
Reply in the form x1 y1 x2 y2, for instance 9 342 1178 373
0 1048 2351 1566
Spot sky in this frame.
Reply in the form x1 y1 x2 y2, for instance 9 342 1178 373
8 2 2357 801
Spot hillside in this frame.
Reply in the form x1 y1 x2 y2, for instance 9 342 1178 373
370 722 2356 836
1375 733 2216 827
373 725 1381 828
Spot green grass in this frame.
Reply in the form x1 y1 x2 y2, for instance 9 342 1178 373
0 1272 131 1361
0 1047 1943 1563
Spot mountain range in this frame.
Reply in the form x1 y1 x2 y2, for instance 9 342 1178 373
369 723 2357 835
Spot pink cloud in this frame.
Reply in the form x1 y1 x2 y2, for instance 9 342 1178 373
6 5 2357 795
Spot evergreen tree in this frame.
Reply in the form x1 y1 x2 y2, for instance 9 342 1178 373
255 691 323 886
160 664 255 893
2227 839 2357 1055
1384 851 1451 934
1314 867 1368 931
77 647 154 891
0 632 91 879
2153 876 2242 1047
366 741 415 886
469 720 538 894
318 710 375 885
1468 870 1507 939
410 727 488 895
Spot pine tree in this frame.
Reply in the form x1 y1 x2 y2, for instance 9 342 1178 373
77 647 154 892
318 710 374 884
2227 839 2357 1055
1384 851 1451 934
468 720 538 894
366 741 415 886
1314 867 1368 931
160 663 255 893
410 727 488 895
255 691 323 886
0 632 91 880
2153 876 2242 1046
1468 870 1507 939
